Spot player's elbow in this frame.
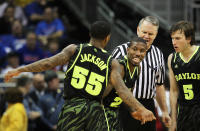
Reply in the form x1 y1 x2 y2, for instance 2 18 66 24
42 59 53 69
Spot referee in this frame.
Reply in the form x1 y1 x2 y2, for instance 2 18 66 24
112 16 171 131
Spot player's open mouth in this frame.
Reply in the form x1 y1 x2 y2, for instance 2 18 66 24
174 46 178 50
132 58 140 63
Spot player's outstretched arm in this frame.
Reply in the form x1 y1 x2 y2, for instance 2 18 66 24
4 44 77 82
168 54 178 131
110 59 156 124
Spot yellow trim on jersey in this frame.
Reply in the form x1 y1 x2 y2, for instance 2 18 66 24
173 53 177 63
179 46 199 63
66 44 83 74
102 105 110 131
106 56 112 87
126 56 137 79
88 43 107 53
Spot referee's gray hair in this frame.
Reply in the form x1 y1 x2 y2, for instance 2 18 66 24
138 16 159 29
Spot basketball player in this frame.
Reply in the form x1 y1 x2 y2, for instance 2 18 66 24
169 21 200 131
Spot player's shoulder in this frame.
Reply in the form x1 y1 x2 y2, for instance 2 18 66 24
117 56 126 64
62 44 78 55
167 52 177 67
168 53 174 62
110 58 120 67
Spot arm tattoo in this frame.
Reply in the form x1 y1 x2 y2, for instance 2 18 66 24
114 74 143 111
111 59 144 111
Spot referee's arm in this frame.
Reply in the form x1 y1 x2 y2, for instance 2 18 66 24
156 55 171 127
156 58 168 114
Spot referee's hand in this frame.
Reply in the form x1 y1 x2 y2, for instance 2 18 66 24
131 108 156 125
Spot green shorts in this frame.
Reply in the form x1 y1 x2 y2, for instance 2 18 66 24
105 107 123 131
57 97 109 131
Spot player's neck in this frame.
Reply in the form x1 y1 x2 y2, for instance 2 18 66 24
180 45 198 61
89 39 104 49
147 42 153 50
128 62 136 73
130 66 135 74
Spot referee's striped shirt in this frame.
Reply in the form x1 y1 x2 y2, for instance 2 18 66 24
112 42 165 99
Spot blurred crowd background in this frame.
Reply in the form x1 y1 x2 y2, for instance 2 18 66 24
0 0 199 131
0 0 89 130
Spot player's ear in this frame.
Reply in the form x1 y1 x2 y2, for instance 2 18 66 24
103 35 110 45
105 34 111 42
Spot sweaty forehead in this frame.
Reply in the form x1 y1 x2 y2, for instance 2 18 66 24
140 26 157 34
171 30 185 37
130 42 147 48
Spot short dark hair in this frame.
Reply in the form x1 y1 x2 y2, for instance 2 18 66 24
6 52 19 59
17 75 32 87
170 21 196 45
44 70 58 82
89 21 111 40
128 37 147 47
5 88 23 103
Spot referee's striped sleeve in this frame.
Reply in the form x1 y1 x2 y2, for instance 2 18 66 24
111 42 129 59
112 47 122 58
157 51 165 85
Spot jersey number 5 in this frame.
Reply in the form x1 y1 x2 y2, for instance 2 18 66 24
183 84 194 100
71 66 105 96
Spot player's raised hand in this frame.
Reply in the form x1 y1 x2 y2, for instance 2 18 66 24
131 107 156 125
4 69 21 82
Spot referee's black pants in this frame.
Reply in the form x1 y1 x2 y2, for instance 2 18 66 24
119 98 156 131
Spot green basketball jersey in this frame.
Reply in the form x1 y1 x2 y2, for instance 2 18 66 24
63 43 112 102
171 46 200 106
103 56 139 109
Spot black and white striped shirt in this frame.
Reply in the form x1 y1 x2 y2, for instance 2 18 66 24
112 42 165 99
